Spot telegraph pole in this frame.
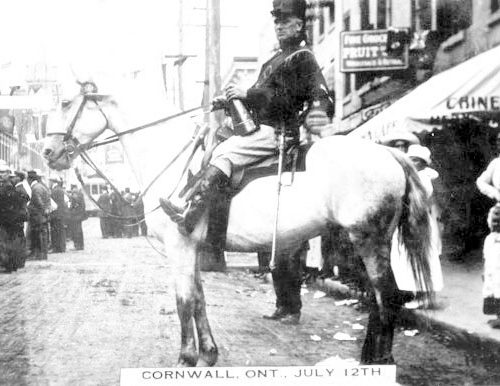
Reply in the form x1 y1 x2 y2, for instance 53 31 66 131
333 0 344 132
201 0 226 271
203 0 222 126
178 0 185 110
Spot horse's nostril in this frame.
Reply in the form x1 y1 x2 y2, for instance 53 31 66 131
43 148 52 157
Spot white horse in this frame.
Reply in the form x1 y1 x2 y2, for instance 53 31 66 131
43 90 433 366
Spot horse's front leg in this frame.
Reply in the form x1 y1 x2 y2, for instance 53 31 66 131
167 231 199 367
194 253 218 366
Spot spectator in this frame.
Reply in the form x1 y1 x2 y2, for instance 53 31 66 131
68 185 86 250
134 194 147 237
97 186 112 238
9 171 30 268
476 146 500 328
27 170 51 260
49 177 67 253
0 163 29 271
122 188 136 238
109 190 123 238
391 145 444 308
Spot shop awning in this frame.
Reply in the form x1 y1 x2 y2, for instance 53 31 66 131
349 44 500 142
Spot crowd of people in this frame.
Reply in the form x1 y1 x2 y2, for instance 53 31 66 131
96 187 147 239
0 163 89 272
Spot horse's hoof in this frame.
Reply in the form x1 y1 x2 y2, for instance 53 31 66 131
177 354 198 367
198 348 218 367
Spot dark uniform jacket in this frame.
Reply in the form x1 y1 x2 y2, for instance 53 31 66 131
51 185 67 219
28 181 51 225
0 181 28 228
97 192 112 217
246 39 333 137
69 191 86 222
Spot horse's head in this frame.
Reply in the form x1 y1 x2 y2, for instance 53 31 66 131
43 85 111 170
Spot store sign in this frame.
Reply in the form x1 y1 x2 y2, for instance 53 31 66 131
340 30 409 72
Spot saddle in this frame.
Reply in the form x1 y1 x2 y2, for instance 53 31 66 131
200 126 310 249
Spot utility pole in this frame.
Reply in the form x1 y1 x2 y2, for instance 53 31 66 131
178 0 185 110
333 0 344 132
203 0 222 126
201 0 226 272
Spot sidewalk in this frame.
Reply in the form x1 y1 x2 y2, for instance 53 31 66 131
408 256 500 356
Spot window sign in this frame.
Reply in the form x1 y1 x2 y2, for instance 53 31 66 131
340 29 409 72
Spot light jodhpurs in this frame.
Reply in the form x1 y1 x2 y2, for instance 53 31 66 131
210 125 278 177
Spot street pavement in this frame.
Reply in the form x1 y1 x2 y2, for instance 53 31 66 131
1 218 500 386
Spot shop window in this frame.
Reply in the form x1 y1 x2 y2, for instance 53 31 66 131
377 0 387 29
360 0 370 29
412 0 432 30
327 1 335 25
344 12 350 31
437 0 472 37
344 74 351 97
319 12 325 36
492 0 500 13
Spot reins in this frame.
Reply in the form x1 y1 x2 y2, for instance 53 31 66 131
88 104 211 149
57 93 212 223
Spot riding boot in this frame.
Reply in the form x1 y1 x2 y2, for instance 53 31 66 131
160 165 229 234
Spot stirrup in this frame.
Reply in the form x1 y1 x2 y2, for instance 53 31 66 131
160 198 191 223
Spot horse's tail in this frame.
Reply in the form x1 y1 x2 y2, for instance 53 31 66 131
390 149 434 299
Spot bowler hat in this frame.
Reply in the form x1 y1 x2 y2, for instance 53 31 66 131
14 171 26 180
27 170 39 178
271 0 306 20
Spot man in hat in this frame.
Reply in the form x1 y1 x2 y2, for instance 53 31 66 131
8 170 30 268
49 177 67 253
67 184 86 250
97 186 112 238
0 162 29 271
27 169 51 260
160 0 333 325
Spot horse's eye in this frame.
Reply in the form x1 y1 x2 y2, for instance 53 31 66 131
61 100 71 109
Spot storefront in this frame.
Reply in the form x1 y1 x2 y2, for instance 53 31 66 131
349 44 500 258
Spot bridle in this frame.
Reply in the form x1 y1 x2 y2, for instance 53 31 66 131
47 83 211 221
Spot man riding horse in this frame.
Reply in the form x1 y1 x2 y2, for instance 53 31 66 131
160 0 333 324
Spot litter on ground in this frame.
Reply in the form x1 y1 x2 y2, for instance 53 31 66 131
334 299 359 306
333 332 357 341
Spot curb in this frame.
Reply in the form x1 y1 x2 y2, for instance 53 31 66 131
399 308 500 361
